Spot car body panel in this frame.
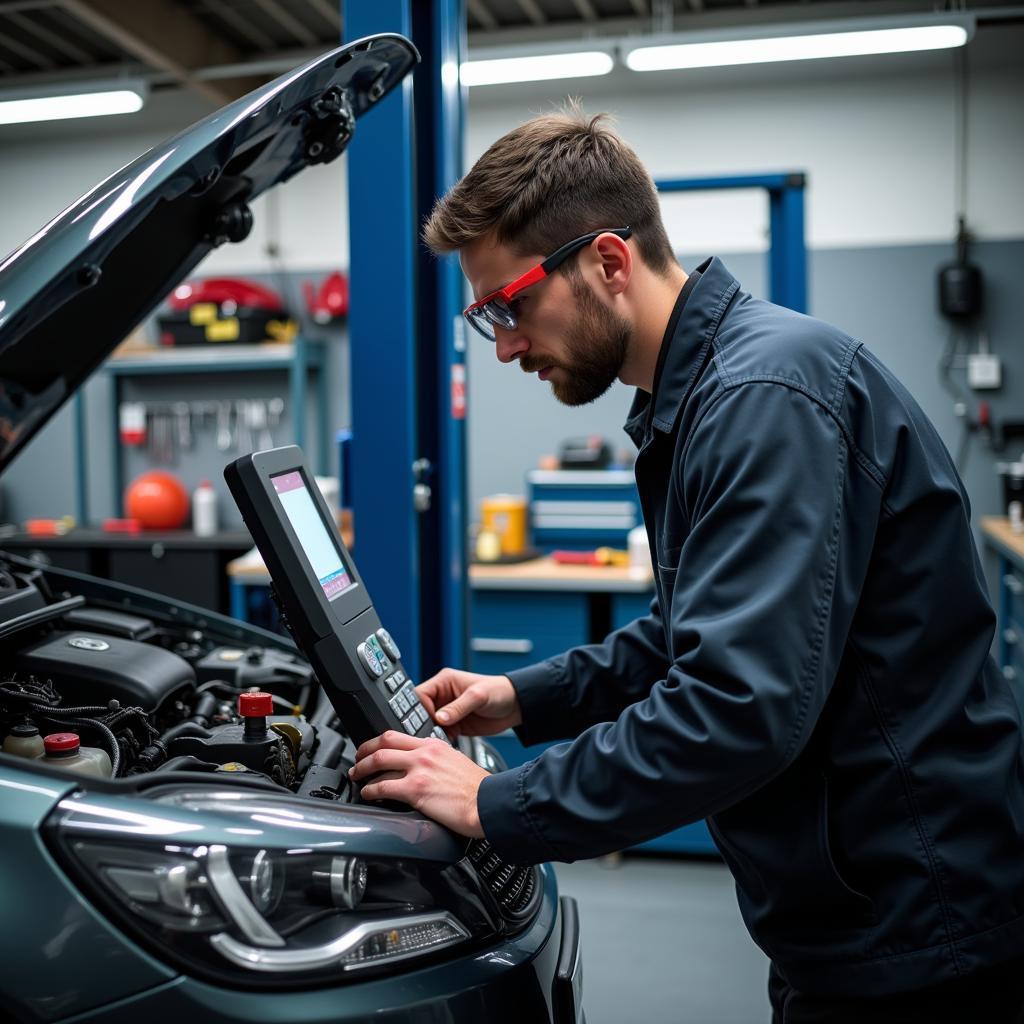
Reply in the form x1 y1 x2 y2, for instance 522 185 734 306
1 765 175 1022
41 868 562 1024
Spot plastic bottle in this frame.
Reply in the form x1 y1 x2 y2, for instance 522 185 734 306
3 722 44 759
192 479 218 537
41 733 112 778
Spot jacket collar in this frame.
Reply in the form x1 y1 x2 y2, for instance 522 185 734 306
623 256 740 447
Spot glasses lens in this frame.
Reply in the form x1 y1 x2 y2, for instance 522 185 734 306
465 308 495 341
483 297 516 332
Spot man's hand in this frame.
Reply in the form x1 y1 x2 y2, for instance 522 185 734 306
349 731 487 838
417 668 522 737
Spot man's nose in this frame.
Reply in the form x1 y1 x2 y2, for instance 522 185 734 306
494 326 529 364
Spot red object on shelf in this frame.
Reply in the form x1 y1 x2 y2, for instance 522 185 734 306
124 471 189 530
303 271 349 323
44 733 80 754
168 277 284 312
102 517 143 534
239 691 274 717
551 550 601 565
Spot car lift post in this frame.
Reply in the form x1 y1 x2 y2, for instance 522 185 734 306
655 173 808 313
344 1 467 682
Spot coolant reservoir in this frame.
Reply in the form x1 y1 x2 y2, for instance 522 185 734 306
42 733 112 778
3 722 45 759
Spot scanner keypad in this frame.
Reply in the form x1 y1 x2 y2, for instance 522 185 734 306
356 623 449 742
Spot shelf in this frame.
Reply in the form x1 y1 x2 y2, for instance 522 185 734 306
103 340 324 376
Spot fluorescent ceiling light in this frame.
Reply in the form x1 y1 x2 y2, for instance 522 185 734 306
0 85 145 126
627 23 969 72
461 51 613 87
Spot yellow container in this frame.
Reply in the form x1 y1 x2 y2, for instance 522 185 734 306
480 494 528 556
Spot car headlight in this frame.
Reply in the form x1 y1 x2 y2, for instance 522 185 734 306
46 792 500 987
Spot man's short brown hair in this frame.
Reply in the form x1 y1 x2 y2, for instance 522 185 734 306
423 106 676 275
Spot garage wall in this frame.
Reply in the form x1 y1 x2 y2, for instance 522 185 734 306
0 24 1021 547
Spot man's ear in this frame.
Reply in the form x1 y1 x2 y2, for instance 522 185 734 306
588 231 632 296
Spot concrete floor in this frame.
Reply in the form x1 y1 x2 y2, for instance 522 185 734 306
555 856 771 1024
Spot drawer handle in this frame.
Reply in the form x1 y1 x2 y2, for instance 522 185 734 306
470 638 534 655
1005 574 1024 596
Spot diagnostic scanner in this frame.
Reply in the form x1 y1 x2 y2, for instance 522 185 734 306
225 446 449 748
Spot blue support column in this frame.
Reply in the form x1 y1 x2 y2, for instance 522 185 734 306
414 0 468 674
768 175 808 314
345 0 422 679
656 172 808 313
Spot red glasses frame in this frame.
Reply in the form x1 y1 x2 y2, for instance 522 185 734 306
462 227 632 341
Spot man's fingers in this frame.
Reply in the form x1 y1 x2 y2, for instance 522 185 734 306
359 776 407 804
354 729 423 763
434 685 487 726
349 747 415 782
417 688 437 718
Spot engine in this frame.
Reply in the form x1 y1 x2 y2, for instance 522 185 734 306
0 556 353 799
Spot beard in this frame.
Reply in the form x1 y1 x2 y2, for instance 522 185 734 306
520 273 631 407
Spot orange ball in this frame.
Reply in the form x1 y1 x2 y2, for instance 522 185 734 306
124 471 189 530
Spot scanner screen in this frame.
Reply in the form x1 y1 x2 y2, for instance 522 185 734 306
271 470 355 600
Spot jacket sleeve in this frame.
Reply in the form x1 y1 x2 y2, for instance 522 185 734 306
478 382 875 864
506 598 671 746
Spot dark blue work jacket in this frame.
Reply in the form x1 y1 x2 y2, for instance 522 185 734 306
477 257 1024 996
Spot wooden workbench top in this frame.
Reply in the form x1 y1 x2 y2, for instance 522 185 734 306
470 556 654 592
981 516 1024 563
228 553 656 592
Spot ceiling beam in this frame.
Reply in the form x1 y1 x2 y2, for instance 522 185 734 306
467 0 499 31
307 0 341 33
571 0 598 21
6 9 93 63
56 0 257 103
201 0 278 52
0 24 56 68
516 0 547 26
249 0 320 47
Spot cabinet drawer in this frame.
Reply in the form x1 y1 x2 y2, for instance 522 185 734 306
109 549 223 612
1004 566 1024 627
470 591 588 676
611 591 655 632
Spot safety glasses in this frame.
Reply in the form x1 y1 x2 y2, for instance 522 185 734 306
463 226 632 341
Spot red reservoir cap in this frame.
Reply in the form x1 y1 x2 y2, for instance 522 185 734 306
44 732 81 754
239 691 273 717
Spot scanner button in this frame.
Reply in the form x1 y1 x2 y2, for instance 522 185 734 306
384 673 401 693
431 726 449 743
402 685 421 709
391 670 406 686
402 715 418 735
357 642 383 678
376 627 401 661
411 707 425 728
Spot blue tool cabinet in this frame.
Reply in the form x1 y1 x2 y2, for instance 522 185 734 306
469 563 718 857
983 516 1024 713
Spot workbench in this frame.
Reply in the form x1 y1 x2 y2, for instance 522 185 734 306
470 556 717 857
981 517 1024 690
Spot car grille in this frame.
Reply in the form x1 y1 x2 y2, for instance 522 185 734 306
468 839 538 920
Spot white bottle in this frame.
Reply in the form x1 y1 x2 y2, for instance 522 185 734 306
192 479 218 537
42 733 112 778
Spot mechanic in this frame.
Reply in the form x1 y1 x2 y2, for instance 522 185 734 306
349 108 1024 1021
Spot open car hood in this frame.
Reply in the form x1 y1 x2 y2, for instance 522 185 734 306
0 33 417 475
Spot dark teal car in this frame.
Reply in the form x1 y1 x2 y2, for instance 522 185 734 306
0 34 580 1024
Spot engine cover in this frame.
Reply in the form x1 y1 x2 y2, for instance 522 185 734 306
15 631 195 712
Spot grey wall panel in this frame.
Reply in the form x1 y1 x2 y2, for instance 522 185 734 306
467 241 1024 578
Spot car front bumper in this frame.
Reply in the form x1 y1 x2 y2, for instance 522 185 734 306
47 867 581 1024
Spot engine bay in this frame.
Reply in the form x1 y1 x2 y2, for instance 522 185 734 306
0 552 357 800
